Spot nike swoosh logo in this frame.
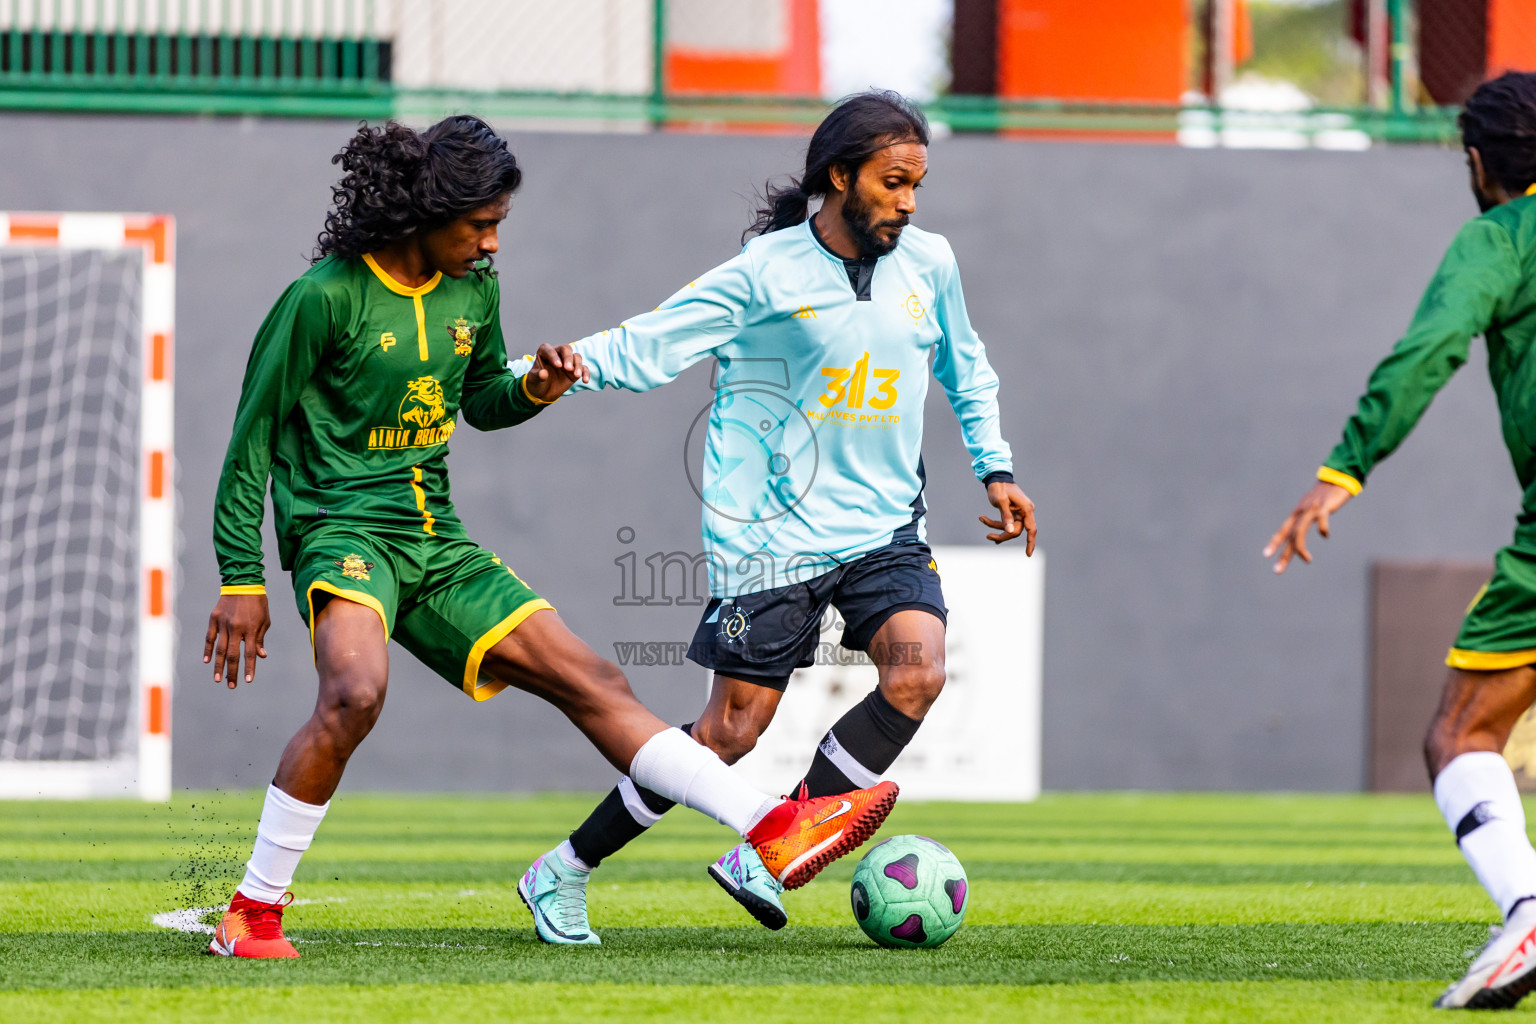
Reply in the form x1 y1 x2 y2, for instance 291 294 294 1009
1491 930 1536 987
811 800 853 828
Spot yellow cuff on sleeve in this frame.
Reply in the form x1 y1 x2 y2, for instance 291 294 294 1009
520 372 558 406
220 585 266 596
1316 466 1362 496
1447 646 1536 671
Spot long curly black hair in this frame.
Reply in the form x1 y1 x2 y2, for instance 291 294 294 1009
312 115 522 267
743 90 929 244
1461 72 1536 196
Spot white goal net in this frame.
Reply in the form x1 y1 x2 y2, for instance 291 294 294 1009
0 213 175 800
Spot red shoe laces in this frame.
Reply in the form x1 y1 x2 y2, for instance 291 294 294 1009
236 892 293 940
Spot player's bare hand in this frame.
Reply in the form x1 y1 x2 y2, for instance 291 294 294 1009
981 481 1037 553
1264 481 1353 575
204 593 271 688
526 343 588 402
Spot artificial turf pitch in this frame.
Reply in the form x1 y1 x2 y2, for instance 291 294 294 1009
0 792 1523 1021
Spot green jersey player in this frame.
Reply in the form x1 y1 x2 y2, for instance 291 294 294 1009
1267 73 1536 1009
201 116 898 959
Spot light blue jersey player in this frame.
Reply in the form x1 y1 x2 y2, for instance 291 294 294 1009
567 209 1014 598
518 90 1037 945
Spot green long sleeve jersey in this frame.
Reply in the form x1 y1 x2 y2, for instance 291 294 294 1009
213 254 548 588
1322 189 1536 498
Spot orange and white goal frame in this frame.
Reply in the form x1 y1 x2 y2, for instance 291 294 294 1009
0 213 175 801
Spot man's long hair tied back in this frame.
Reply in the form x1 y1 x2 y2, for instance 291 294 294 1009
1462 72 1536 197
744 89 930 244
313 114 522 264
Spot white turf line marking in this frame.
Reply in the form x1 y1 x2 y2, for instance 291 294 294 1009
151 907 220 934
292 939 491 949
150 898 487 950
150 896 351 933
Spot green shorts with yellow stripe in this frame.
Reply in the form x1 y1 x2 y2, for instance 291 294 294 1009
289 522 552 701
1450 542 1536 672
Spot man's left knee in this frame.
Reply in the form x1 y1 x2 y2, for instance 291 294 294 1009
693 715 762 765
882 663 946 711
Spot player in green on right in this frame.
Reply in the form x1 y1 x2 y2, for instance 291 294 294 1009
1267 72 1536 1011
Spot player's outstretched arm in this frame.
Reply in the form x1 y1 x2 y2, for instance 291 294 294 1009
204 593 272 688
1263 217 1520 576
461 280 585 428
1264 481 1354 574
980 480 1037 552
546 255 754 395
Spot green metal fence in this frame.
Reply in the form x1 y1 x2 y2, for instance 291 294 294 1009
0 0 1471 142
0 0 391 117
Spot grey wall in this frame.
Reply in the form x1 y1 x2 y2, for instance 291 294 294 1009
0 112 1512 793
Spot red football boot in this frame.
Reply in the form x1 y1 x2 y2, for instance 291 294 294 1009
748 781 899 890
207 891 299 959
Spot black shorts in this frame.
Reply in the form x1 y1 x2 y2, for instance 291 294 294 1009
686 541 947 690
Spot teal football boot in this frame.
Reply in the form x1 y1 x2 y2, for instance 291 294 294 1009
518 851 601 945
708 842 787 930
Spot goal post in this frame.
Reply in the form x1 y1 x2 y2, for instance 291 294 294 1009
0 212 175 801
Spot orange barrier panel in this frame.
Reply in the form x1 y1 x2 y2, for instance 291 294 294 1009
1490 0 1536 77
996 0 1187 103
1235 0 1254 68
667 0 819 96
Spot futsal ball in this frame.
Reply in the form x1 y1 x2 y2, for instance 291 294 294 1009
849 835 968 949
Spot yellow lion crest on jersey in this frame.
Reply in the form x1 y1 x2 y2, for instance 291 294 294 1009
399 376 446 428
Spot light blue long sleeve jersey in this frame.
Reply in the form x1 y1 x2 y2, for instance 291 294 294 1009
517 219 1013 598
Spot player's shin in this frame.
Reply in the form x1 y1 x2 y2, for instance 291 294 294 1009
236 783 330 903
627 727 776 835
1435 751 1536 918
798 688 922 798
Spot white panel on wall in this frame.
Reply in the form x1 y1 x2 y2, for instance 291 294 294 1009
730 547 1044 801
666 0 784 54
391 0 652 94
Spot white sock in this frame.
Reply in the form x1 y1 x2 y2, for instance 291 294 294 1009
618 775 668 828
1435 751 1536 918
236 783 330 904
555 839 592 874
628 727 777 836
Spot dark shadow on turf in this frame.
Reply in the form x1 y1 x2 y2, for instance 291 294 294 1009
0 859 1482 886
0 923 1492 991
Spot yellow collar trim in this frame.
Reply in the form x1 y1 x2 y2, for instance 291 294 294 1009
362 253 442 297
1526 183 1536 197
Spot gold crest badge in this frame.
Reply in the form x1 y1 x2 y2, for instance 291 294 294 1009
334 554 375 581
448 317 476 357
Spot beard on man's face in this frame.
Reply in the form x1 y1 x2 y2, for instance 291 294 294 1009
841 185 908 257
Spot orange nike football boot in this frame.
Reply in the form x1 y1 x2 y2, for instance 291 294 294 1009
207 891 299 958
747 780 899 890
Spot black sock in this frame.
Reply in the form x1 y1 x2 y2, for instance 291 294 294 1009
799 690 921 798
567 724 690 868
